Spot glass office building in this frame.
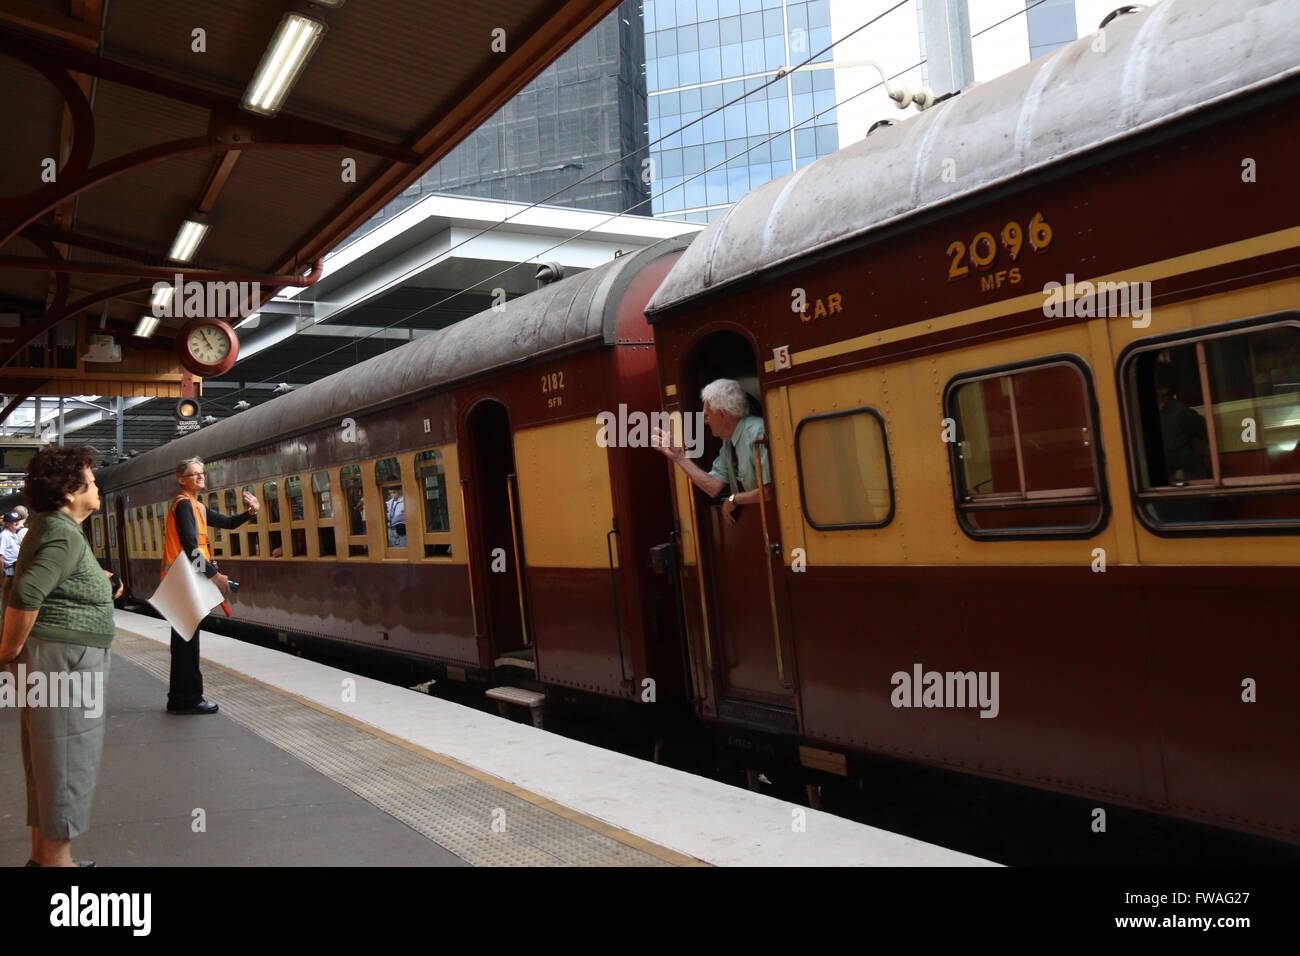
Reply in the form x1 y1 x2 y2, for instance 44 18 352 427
646 0 841 222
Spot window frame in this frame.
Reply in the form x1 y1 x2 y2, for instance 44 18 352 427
793 406 896 531
153 503 166 557
413 446 455 560
262 479 286 557
1117 312 1300 537
241 485 262 556
375 457 409 558
310 468 339 560
283 474 308 558
207 492 224 557
944 354 1109 541
338 463 370 558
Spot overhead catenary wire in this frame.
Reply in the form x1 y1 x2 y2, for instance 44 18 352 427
205 0 1054 414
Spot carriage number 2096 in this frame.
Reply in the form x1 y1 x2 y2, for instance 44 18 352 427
541 371 565 408
946 212 1053 281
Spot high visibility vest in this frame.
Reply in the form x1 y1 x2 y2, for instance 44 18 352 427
162 493 209 577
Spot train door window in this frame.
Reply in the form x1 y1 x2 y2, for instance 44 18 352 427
946 359 1104 536
312 470 337 557
1120 317 1300 531
285 476 307 557
340 465 368 557
207 493 223 556
414 449 452 557
92 516 103 554
263 481 283 556
224 490 241 556
795 409 894 529
375 457 406 555
107 513 117 550
243 486 261 556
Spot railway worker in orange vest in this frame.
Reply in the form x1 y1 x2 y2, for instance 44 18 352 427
163 456 259 715
652 377 771 526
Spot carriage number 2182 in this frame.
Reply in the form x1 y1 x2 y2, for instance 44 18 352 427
541 371 565 408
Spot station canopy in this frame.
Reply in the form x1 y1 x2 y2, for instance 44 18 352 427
0 0 623 413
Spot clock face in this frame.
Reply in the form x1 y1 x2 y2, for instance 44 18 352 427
188 324 231 365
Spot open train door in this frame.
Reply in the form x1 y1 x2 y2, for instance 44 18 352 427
675 330 796 731
461 399 530 667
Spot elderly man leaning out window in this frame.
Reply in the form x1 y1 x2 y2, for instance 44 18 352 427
651 377 771 526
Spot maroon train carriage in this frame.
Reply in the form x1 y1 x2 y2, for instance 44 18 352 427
97 235 695 715
642 0 1300 844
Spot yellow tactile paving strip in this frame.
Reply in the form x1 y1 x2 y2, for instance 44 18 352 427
113 632 706 867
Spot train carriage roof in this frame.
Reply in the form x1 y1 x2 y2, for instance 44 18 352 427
646 0 1300 316
100 233 694 489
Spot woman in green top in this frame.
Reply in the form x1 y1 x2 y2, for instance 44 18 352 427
0 446 121 867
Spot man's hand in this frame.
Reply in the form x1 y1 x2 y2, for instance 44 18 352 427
242 489 259 515
212 572 232 598
721 496 738 526
651 425 684 461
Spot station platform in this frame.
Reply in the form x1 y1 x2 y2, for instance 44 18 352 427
1 610 995 867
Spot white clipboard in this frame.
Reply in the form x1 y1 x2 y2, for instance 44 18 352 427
148 554 225 640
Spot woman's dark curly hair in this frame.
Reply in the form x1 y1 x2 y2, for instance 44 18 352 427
24 445 96 513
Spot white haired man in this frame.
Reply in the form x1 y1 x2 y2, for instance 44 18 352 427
652 378 770 525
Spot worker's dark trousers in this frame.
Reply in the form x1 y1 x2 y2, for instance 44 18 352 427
167 627 203 708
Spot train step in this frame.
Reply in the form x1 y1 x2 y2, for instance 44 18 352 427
485 686 546 727
494 652 536 672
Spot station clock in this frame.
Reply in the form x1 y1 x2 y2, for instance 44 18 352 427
175 319 239 377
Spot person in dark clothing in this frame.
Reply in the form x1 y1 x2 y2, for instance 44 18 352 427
1154 362 1211 483
162 456 258 714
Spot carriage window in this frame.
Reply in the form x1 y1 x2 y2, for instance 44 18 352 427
1122 318 1300 530
263 481 281 524
375 457 406 551
207 493 223 549
340 464 368 556
795 409 893 529
243 486 260 556
225 490 241 556
155 503 166 554
107 514 117 549
92 517 103 551
947 360 1104 536
286 476 305 522
415 450 450 534
312 471 336 556
312 471 333 518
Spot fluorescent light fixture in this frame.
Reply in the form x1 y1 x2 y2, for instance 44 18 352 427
308 0 345 6
167 219 209 263
134 315 160 338
242 13 326 116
